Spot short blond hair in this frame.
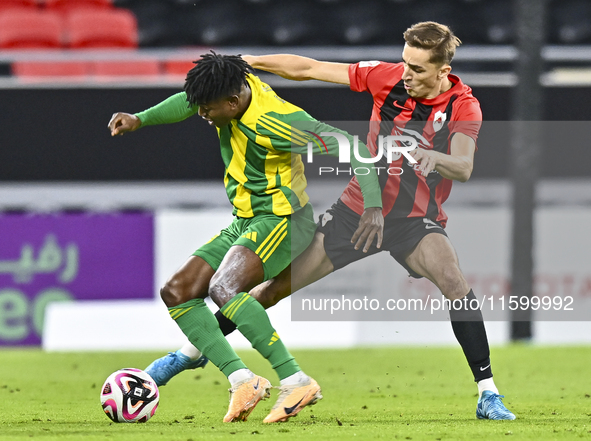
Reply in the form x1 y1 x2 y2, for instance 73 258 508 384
403 21 461 66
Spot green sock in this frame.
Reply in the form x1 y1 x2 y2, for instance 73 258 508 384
221 293 300 380
169 298 246 378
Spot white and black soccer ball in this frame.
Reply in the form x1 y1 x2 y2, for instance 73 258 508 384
100 368 159 423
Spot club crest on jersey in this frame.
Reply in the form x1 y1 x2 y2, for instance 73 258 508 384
433 111 447 132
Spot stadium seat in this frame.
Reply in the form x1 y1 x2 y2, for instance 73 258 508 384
172 1 251 46
169 0 206 4
480 0 514 44
44 0 113 13
92 60 161 76
163 60 195 76
130 0 178 47
0 9 63 49
265 3 319 45
65 8 138 48
0 0 38 12
11 61 91 77
552 0 591 44
332 1 386 45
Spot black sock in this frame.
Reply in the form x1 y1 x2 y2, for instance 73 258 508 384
214 309 237 336
449 290 492 382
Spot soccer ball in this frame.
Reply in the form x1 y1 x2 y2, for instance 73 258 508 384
100 368 159 423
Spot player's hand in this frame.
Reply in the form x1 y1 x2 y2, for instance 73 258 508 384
410 148 439 177
108 112 141 136
351 207 383 253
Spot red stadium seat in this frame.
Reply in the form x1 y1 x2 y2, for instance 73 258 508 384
0 9 63 49
163 60 195 76
12 61 91 77
44 0 113 13
65 8 138 48
43 0 113 19
92 60 161 77
0 0 38 12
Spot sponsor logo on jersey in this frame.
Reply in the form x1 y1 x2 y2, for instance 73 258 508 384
359 60 380 68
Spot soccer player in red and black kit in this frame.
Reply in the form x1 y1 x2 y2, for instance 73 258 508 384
146 22 515 420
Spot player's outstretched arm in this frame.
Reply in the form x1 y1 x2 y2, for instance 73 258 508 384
108 93 200 137
108 112 141 136
243 54 351 85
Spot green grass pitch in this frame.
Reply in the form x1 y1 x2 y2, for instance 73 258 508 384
1 345 590 440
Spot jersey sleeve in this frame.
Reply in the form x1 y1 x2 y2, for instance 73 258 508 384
349 61 403 96
135 92 200 126
255 111 383 209
349 61 380 93
449 97 483 142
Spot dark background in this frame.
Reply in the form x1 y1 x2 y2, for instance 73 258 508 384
0 85 588 181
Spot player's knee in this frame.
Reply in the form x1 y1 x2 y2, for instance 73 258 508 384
208 280 232 308
160 283 179 307
438 266 468 300
248 282 277 309
160 278 191 307
257 290 280 309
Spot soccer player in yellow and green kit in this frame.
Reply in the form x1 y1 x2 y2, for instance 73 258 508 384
108 52 383 423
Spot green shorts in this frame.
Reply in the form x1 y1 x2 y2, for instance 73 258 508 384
193 203 316 281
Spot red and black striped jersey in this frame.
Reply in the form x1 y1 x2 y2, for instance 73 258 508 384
340 61 482 227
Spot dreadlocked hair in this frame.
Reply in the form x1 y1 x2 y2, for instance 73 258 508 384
184 51 252 106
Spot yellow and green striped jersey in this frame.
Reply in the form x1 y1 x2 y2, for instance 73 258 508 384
136 73 382 217
218 74 312 217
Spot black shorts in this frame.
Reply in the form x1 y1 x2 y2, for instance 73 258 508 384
317 199 448 278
